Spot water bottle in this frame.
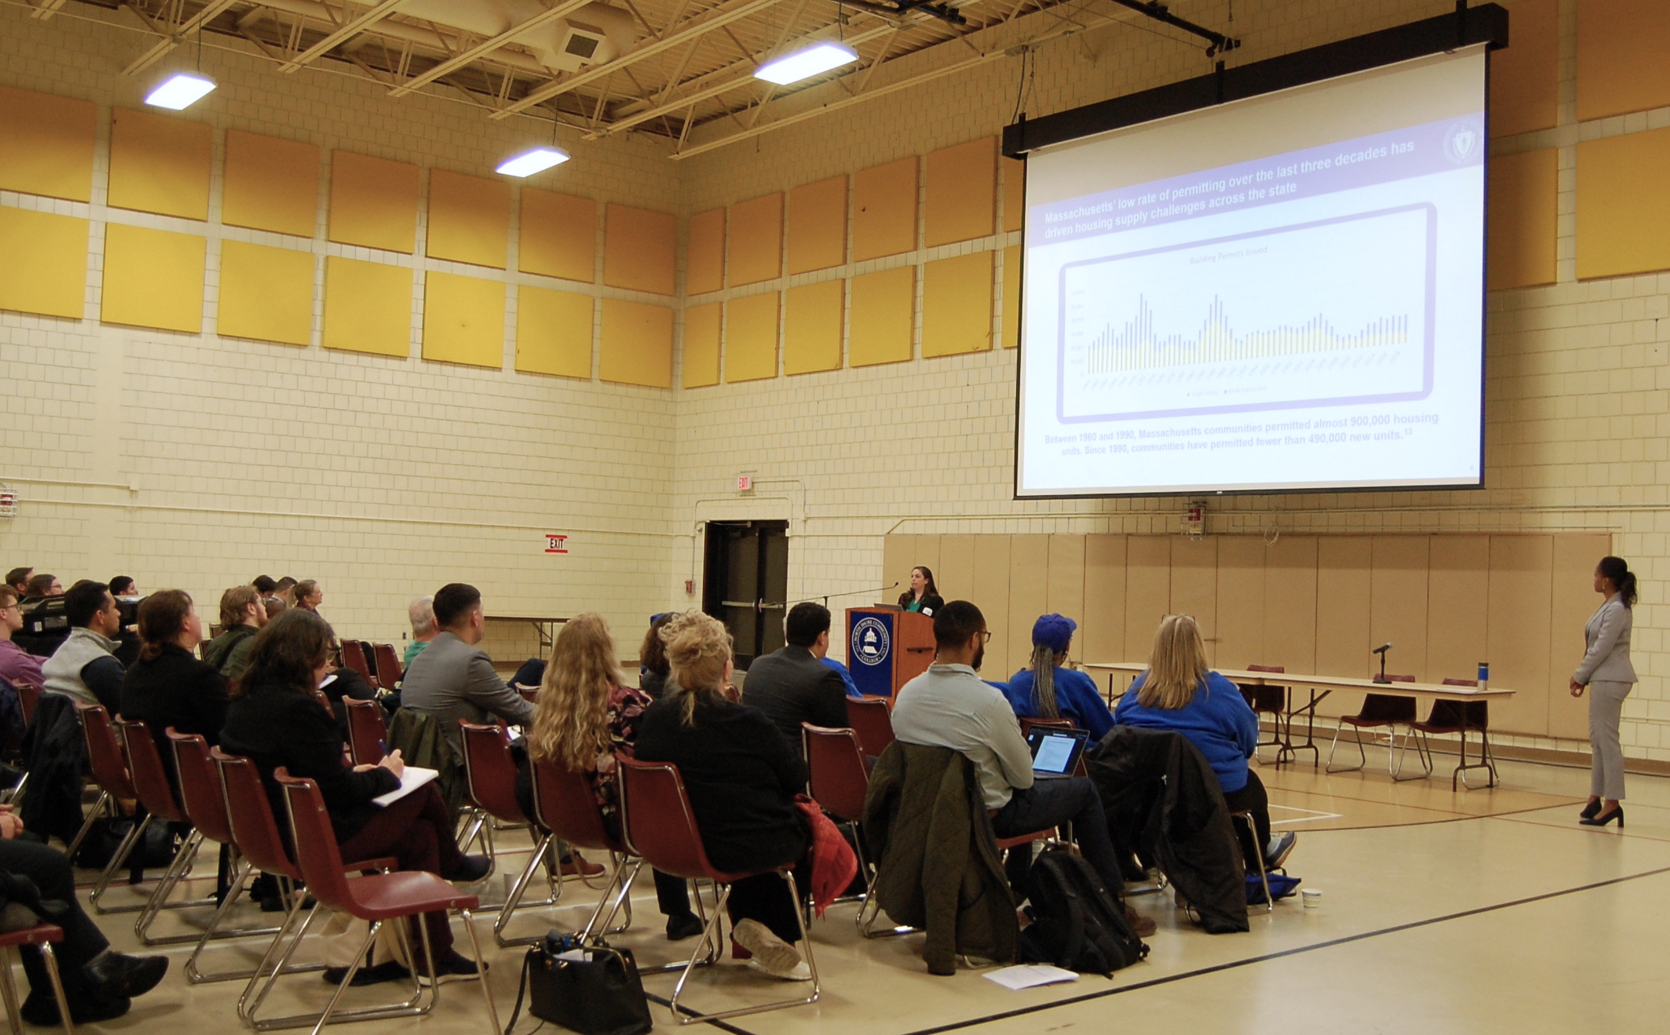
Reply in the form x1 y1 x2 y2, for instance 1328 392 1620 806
1477 662 1489 690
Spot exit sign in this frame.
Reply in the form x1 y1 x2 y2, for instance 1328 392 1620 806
736 475 753 492
544 533 569 554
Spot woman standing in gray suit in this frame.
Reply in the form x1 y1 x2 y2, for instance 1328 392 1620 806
1570 556 1637 827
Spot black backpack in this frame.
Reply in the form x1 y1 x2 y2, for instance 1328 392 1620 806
1018 848 1149 975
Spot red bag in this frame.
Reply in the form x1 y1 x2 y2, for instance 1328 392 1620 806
794 794 858 917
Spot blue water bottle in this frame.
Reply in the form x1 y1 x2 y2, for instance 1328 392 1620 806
1477 662 1489 690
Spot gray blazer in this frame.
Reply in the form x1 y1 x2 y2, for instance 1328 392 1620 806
1575 596 1636 685
397 631 536 749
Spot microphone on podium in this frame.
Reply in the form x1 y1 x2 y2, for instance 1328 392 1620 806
1372 642 1393 684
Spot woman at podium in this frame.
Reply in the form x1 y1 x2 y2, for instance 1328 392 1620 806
896 566 944 616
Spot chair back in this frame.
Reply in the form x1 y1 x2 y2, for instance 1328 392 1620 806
167 729 234 845
273 769 354 912
847 696 895 756
458 721 528 824
343 698 388 767
358 642 378 681
1426 679 1488 729
340 641 373 684
617 757 727 882
17 683 40 727
372 644 403 690
115 718 188 824
530 756 625 854
1358 693 1417 723
802 724 869 822
211 748 299 881
1246 664 1286 673
76 703 138 800
1018 716 1075 738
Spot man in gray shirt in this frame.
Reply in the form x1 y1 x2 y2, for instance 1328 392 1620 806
891 600 1128 902
398 582 535 749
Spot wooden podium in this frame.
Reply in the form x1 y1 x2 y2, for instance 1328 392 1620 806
845 607 936 697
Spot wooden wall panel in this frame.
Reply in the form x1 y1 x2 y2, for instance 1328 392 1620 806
328 152 418 253
924 137 996 248
597 299 672 387
1549 534 1613 739
936 535 976 605
1008 535 1051 680
516 286 593 379
1575 129 1670 281
972 536 1012 679
882 535 919 601
1426 535 1489 684
1124 537 1171 661
1315 537 1371 678
853 157 917 261
728 193 783 287
681 301 720 388
1488 535 1553 737
1488 149 1558 290
1214 536 1266 670
686 208 725 294
1369 537 1430 683
0 86 96 202
1047 535 1086 628
1576 0 1670 122
786 175 847 275
1490 0 1558 136
602 204 676 295
910 536 942 585
1081 536 1126 665
223 130 319 237
1170 538 1218 664
1263 536 1318 674
426 169 510 269
519 189 596 283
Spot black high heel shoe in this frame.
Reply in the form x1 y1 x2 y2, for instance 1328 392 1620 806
1579 800 1602 820
1580 805 1624 828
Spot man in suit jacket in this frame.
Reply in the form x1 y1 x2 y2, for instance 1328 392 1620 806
398 582 534 754
742 602 850 756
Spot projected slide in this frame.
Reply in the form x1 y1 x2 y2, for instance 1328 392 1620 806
1016 49 1486 497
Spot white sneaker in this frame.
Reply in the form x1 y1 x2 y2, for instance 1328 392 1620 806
732 919 809 981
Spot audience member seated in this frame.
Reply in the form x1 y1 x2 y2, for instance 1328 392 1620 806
400 583 534 754
251 575 277 597
403 595 436 668
5 569 31 598
40 581 124 711
119 590 229 785
294 579 323 613
203 586 266 681
274 576 298 606
1003 614 1114 740
634 611 814 981
520 613 701 939
0 585 43 692
890 601 1132 904
108 576 137 598
219 609 491 980
0 805 170 1025
1114 614 1297 872
637 613 673 698
742 602 849 755
23 573 62 600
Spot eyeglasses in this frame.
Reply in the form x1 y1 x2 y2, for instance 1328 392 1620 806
0 603 18 613
977 631 993 644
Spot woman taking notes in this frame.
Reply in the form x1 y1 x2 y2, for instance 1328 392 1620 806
896 566 944 615
1571 556 1637 828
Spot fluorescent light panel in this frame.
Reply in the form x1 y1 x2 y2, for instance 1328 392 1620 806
755 42 858 86
144 73 216 110
496 147 570 177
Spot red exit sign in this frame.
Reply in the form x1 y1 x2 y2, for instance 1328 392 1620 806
544 533 569 554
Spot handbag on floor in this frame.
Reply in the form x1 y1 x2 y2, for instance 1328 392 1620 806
503 931 652 1035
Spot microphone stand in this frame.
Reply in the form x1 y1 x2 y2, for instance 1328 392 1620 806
787 583 900 607
1373 648 1391 684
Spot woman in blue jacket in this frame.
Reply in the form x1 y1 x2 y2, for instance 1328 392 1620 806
1115 614 1295 872
1004 614 1114 740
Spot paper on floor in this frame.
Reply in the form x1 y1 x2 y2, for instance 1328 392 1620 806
982 965 1080 990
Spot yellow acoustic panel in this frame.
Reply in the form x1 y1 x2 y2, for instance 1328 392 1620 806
516 285 592 378
218 241 313 345
784 279 843 375
1576 128 1670 280
223 130 320 237
599 298 672 387
854 157 917 261
322 256 412 357
787 176 846 275
922 250 992 357
1577 0 1670 121
848 265 913 367
328 152 419 253
683 301 721 388
0 86 96 202
101 223 204 332
603 204 676 295
0 208 86 319
1000 244 1021 348
107 108 211 221
926 137 997 248
1002 157 1025 233
520 189 595 282
687 208 725 295
423 271 504 368
1490 0 1557 137
1488 149 1557 290
725 291 779 382
427 169 510 269
729 193 783 287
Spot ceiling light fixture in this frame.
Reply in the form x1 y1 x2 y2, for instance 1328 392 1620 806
496 147 570 178
144 72 217 110
755 42 859 86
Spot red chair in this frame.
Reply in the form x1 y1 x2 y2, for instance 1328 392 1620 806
275 768 500 1033
113 719 217 943
801 724 903 938
15 684 38 728
212 748 394 1029
847 696 894 757
1411 678 1496 790
372 644 403 691
343 699 388 768
0 925 72 1035
73 704 151 913
1238 663 1290 763
1326 674 1421 778
618 757 819 1024
358 642 379 684
339 640 374 685
457 722 558 947
166 730 283 984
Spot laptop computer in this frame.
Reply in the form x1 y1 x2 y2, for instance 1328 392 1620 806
1027 727 1090 779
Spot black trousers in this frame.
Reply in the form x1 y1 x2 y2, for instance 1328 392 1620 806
1220 769 1272 865
0 838 109 1003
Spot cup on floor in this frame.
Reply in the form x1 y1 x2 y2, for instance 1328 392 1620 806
1301 888 1322 909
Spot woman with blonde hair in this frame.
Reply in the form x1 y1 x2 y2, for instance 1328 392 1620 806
1114 614 1295 872
634 611 813 981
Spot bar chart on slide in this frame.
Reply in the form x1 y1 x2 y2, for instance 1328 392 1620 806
1057 204 1435 422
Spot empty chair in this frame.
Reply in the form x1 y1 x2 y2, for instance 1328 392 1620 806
358 641 379 683
372 644 403 691
1326 675 1422 779
1239 664 1289 764
456 722 559 947
74 704 151 913
847 696 895 757
339 640 373 685
342 698 388 768
802 723 908 938
1411 679 1496 790
113 719 217 943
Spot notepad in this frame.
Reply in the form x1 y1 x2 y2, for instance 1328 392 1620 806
982 964 1080 991
371 765 439 807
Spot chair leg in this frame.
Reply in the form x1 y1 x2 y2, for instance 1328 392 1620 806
63 790 111 864
1325 722 1367 774
0 945 22 1035
671 874 821 1025
306 920 383 1035
133 830 219 945
1233 813 1273 913
37 944 73 1035
668 883 730 1026
459 910 502 1035
185 858 287 984
577 856 640 943
89 813 152 914
492 832 553 948
1390 725 1431 782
